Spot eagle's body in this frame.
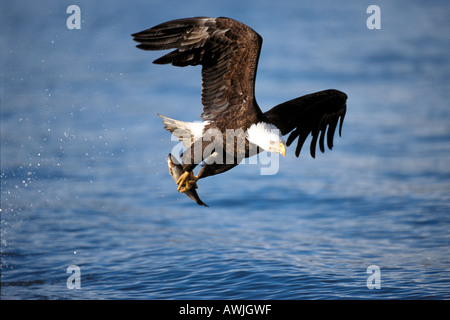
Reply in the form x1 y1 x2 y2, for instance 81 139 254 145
132 17 347 201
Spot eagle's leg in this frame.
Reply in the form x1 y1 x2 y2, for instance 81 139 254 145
175 136 217 192
176 135 243 192
176 171 199 193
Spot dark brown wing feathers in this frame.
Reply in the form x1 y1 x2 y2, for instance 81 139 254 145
264 89 347 158
132 17 263 126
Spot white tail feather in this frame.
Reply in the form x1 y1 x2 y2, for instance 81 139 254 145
158 114 209 148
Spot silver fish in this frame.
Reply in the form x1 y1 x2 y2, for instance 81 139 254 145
167 153 208 207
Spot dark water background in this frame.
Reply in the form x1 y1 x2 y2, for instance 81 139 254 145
1 0 450 299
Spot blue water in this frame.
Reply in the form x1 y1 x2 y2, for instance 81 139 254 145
1 0 450 299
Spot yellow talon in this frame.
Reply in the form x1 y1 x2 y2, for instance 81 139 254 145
176 172 189 190
176 171 199 193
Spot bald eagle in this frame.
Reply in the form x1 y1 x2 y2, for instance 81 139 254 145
132 17 347 200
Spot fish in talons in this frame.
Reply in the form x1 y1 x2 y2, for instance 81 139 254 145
167 153 208 207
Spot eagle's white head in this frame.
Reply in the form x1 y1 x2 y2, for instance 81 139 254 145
246 122 287 156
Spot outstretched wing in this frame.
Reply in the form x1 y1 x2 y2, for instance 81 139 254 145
132 17 263 125
264 89 347 158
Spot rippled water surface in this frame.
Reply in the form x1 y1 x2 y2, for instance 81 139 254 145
2 0 450 299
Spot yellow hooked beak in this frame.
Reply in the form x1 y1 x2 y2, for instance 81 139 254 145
279 142 286 157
